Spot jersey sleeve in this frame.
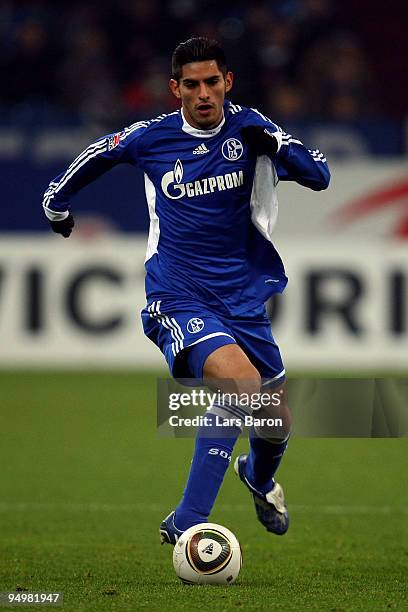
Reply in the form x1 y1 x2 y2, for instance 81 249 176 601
243 108 330 191
42 124 145 221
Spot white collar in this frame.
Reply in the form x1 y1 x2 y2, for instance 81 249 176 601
181 107 225 138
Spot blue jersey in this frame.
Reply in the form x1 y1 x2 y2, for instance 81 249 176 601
43 101 330 316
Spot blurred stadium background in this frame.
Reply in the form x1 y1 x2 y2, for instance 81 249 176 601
0 1 407 608
1 0 407 372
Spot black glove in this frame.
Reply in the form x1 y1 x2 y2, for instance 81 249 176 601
49 213 75 238
241 125 280 157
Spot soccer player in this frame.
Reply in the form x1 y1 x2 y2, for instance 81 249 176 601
43 37 330 544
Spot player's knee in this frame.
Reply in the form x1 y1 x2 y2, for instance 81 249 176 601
211 371 262 405
233 363 262 398
203 344 262 398
254 383 292 441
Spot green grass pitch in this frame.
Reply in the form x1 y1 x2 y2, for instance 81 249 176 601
0 372 407 611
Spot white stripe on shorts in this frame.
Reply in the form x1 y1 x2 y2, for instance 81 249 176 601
186 332 236 349
148 301 184 356
262 368 286 387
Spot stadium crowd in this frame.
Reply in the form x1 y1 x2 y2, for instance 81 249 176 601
0 0 382 128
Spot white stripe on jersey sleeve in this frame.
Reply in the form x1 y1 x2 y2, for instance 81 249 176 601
54 142 108 195
228 103 243 114
43 110 181 218
42 140 108 212
308 149 327 162
281 133 303 145
250 108 275 124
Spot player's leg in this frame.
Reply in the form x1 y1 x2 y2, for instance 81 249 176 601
233 378 290 534
169 343 262 538
142 300 238 542
225 312 292 533
142 300 262 543
245 380 291 493
234 380 291 535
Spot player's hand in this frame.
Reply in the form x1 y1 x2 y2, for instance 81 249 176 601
49 213 75 238
241 125 280 157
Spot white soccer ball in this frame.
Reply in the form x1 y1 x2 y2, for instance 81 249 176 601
172 522 242 585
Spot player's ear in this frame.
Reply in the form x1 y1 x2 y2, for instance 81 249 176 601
169 79 181 99
225 71 233 93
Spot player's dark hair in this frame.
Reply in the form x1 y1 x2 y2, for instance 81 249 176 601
171 37 227 81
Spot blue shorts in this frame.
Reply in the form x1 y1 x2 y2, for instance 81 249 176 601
141 298 285 385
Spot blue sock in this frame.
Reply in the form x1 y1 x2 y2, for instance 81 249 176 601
175 413 241 531
245 427 288 494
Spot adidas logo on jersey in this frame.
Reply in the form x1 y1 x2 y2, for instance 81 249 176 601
193 143 209 155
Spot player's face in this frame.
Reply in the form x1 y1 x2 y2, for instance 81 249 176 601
169 60 233 130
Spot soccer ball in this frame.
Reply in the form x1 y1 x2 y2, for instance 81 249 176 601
172 522 242 585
